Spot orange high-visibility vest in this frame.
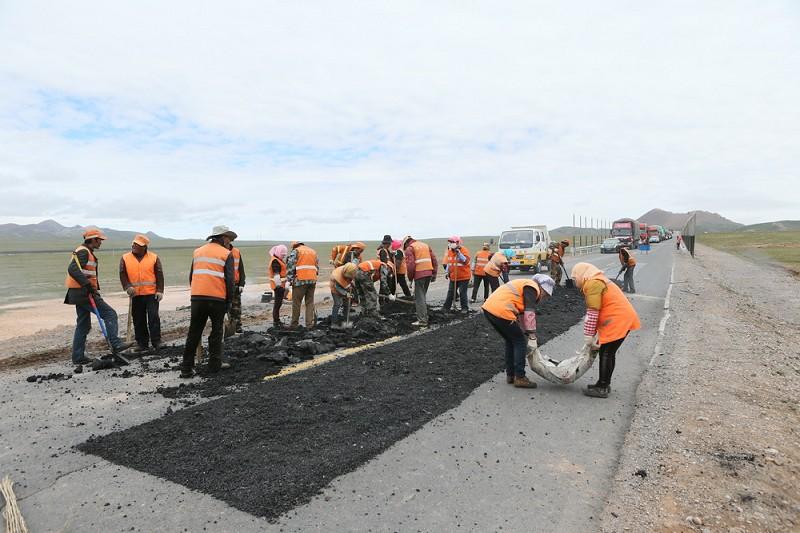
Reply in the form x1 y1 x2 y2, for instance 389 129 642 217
619 250 636 267
474 250 491 276
409 241 433 272
330 244 351 267
122 251 158 296
65 245 99 290
231 247 242 284
584 273 641 344
330 265 353 293
294 245 318 282
395 249 407 275
482 279 541 321
358 259 384 282
191 242 231 299
267 256 287 290
484 252 507 278
444 246 471 281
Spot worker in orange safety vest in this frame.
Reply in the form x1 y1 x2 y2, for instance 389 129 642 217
119 234 164 353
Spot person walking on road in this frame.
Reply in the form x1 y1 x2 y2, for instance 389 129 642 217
391 239 412 298
267 244 289 328
482 274 555 388
442 236 471 313
226 238 246 333
329 263 357 329
65 227 132 365
676 234 682 251
180 225 236 378
618 247 636 293
287 241 319 329
483 249 509 293
119 234 164 353
470 243 492 303
571 262 641 398
403 235 438 327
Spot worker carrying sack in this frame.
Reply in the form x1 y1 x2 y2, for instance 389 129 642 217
527 343 597 385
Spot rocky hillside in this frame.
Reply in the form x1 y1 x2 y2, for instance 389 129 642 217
637 209 743 232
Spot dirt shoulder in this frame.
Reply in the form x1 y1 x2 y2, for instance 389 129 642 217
599 244 800 532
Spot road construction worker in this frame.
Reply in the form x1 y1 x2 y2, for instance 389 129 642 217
65 227 132 365
482 274 555 388
470 243 492 302
618 247 636 293
226 238 246 333
391 239 412 298
403 235 438 327
571 262 641 398
180 225 236 378
287 240 319 328
676 234 682 250
355 259 392 317
267 244 289 328
442 236 471 313
549 239 569 286
329 263 357 329
119 234 164 353
483 249 509 293
501 248 513 282
330 242 365 267
377 235 397 295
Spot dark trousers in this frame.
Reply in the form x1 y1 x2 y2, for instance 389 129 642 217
272 286 286 324
444 279 469 311
413 276 431 323
71 297 123 363
182 299 226 370
623 266 636 293
596 335 627 387
131 294 161 348
487 275 500 292
484 311 527 377
396 273 412 298
470 274 490 301
501 270 509 283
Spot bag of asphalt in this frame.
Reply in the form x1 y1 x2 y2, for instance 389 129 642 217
527 344 597 385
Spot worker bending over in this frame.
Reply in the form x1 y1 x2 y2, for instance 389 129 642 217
571 262 641 398
355 259 391 317
65 228 132 365
329 263 357 329
119 234 164 353
618 247 636 293
442 236 471 313
483 249 509 292
549 239 569 286
482 274 555 388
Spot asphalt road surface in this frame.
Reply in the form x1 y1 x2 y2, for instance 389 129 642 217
0 243 675 532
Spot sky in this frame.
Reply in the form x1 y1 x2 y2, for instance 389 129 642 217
1 1 798 240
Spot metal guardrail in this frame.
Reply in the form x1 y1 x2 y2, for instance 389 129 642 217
571 244 601 256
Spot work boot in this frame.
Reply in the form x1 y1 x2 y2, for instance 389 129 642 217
411 320 428 327
114 341 133 353
470 298 477 303
130 345 149 355
151 341 162 351
179 366 194 379
235 325 243 334
506 374 514 384
73 356 95 365
583 385 610 398
513 376 538 389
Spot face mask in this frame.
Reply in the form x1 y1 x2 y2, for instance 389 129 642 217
448 242 458 250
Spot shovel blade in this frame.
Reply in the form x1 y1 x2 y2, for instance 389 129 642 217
565 279 575 289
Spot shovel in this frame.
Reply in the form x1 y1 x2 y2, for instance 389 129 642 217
561 264 575 289
379 294 415 305
342 295 354 329
125 296 133 343
87 293 130 366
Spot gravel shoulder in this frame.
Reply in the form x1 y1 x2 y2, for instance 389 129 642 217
599 244 800 532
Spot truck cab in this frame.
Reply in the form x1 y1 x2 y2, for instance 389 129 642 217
498 225 551 272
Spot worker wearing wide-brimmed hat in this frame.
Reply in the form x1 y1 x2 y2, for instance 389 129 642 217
119 234 164 353
180 225 236 378
570 262 641 398
482 273 555 388
64 227 132 365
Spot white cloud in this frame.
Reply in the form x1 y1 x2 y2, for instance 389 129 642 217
0 0 799 239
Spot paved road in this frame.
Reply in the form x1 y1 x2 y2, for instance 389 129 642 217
0 243 676 532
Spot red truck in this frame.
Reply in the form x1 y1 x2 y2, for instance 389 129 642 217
611 218 639 249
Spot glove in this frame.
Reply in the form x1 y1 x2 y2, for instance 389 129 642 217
238 286 244 293
582 334 600 352
155 292 163 302
388 294 396 301
329 259 335 266
527 335 538 351
125 286 136 297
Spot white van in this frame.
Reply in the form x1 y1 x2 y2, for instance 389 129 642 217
498 225 551 272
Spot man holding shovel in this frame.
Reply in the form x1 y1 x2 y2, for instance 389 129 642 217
618 247 636 293
329 263 357 329
403 235 438 327
119 234 164 354
64 227 132 365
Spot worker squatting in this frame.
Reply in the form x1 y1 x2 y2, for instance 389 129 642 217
65 227 639 396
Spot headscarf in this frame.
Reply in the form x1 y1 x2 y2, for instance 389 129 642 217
503 248 514 259
270 244 288 260
447 235 462 244
570 262 603 289
531 274 555 296
390 239 402 251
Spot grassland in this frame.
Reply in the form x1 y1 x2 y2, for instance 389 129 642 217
699 231 800 275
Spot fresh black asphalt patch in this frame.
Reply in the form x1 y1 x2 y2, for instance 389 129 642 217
78 287 585 521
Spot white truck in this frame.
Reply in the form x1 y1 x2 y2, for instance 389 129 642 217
498 225 552 272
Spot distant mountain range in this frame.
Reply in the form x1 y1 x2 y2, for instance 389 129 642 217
637 209 743 232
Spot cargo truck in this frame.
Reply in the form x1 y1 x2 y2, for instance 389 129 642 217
611 218 639 249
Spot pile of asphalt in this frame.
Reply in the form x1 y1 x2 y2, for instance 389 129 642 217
78 286 585 521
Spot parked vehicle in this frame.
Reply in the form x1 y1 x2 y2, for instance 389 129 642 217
611 218 639 249
498 225 551 272
601 237 626 254
647 225 662 242
648 235 660 244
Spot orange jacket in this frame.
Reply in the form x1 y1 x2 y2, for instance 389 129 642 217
330 265 354 293
191 242 231 299
65 245 99 290
619 249 636 267
484 252 507 277
294 245 319 282
444 246 471 282
584 273 641 344
482 279 541 321
231 247 242 285
122 251 158 296
358 259 384 282
268 256 287 290
474 250 491 276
